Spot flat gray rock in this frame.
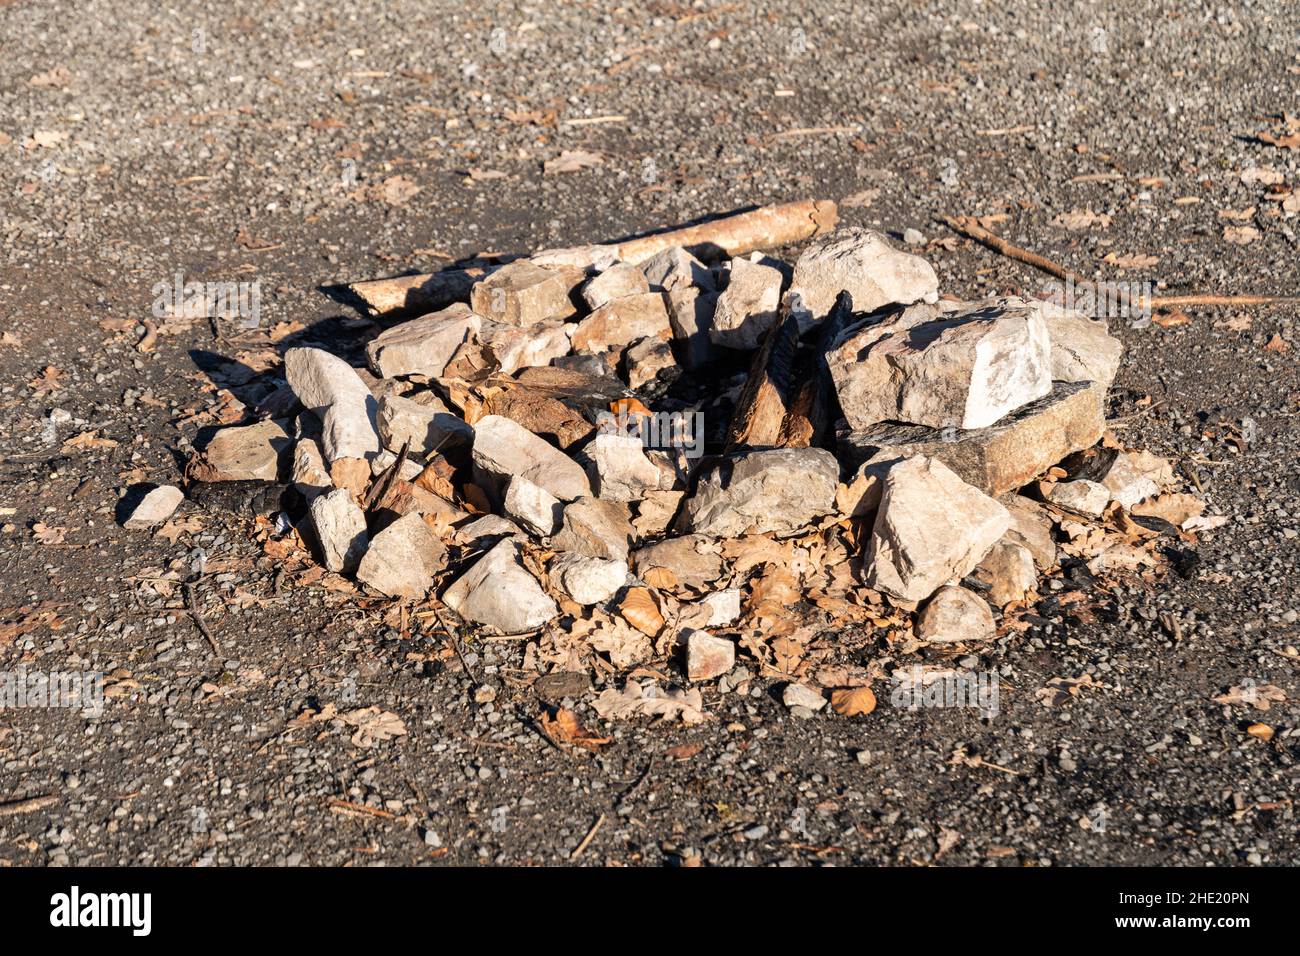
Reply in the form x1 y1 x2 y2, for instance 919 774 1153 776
686 447 838 537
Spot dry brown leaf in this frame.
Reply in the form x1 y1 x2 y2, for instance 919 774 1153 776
1259 131 1300 150
841 188 880 208
592 680 708 725
544 150 603 175
1264 333 1290 353
1102 252 1159 269
1246 723 1275 742
664 742 703 760
830 686 877 717
28 365 62 395
642 566 678 590
1151 309 1190 328
1131 493 1205 529
60 431 117 453
156 515 203 543
340 706 407 747
539 707 611 751
1034 674 1100 707
1211 682 1287 712
377 174 420 206
31 523 66 545
1052 208 1111 231
29 67 71 89
619 587 664 637
1222 225 1260 245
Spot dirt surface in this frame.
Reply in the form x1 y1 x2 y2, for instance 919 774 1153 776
0 1 1297 866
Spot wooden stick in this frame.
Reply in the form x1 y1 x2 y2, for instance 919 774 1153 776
349 200 838 317
569 812 606 860
0 794 57 816
939 215 1300 309
939 215 1077 282
184 578 221 656
616 198 838 265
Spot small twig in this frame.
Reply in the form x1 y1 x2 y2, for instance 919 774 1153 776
939 215 1300 310
326 797 396 820
569 813 606 860
0 794 57 817
1149 294 1300 309
183 577 221 656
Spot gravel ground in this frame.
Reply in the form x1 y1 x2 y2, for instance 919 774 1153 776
0 0 1297 866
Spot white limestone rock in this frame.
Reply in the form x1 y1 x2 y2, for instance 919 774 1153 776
550 553 628 606
685 631 735 681
354 512 446 599
709 253 786 350
864 456 1010 602
828 303 1053 431
1046 479 1111 517
122 485 183 530
376 393 472 456
551 497 635 561
201 419 292 481
291 437 332 501
915 585 996 643
591 432 666 502
284 347 381 462
503 475 563 537
470 414 592 503
365 304 481 379
442 539 558 633
974 540 1039 606
309 488 369 574
789 227 939 323
582 261 651 310
469 260 577 327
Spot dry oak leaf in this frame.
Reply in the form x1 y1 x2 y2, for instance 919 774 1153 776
1052 208 1111 231
1264 333 1290 353
544 150 603 175
539 707 611 752
1222 225 1260 245
1151 309 1190 328
1212 682 1287 712
31 523 66 544
1034 673 1100 707
830 686 877 717
340 706 408 747
156 515 203 543
60 431 117 453
593 680 708 725
1102 252 1159 269
29 67 71 89
28 365 62 395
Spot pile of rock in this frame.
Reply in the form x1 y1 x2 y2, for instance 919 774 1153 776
168 213 1212 692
